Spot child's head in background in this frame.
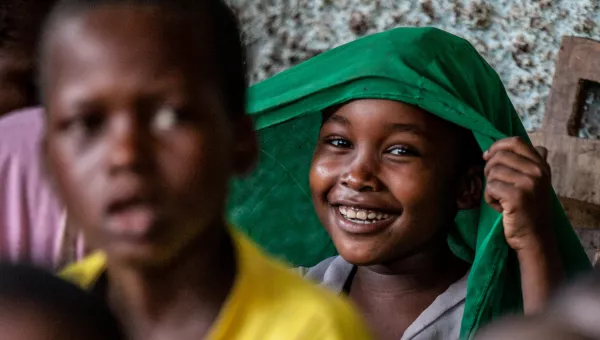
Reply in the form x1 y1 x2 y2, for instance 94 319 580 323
0 0 57 116
477 271 600 340
40 0 257 268
475 316 592 340
0 264 123 339
544 270 600 339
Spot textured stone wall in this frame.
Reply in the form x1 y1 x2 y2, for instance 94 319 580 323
229 0 600 134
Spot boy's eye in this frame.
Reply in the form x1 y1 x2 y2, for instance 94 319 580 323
326 138 353 149
151 105 189 133
59 112 105 137
387 146 419 156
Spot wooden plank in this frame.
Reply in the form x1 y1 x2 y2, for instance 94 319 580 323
529 36 600 229
559 197 600 229
543 36 600 136
530 36 600 210
529 132 600 207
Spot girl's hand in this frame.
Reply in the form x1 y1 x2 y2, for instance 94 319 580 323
483 137 553 252
484 137 562 313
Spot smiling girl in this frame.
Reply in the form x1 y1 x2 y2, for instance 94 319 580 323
233 27 591 339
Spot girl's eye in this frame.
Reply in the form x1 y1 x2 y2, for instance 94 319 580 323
387 146 419 156
327 138 353 149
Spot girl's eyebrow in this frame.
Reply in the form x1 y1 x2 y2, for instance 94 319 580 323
324 114 427 138
322 114 349 126
386 123 428 138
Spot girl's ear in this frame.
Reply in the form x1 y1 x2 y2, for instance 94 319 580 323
456 164 483 210
232 115 258 176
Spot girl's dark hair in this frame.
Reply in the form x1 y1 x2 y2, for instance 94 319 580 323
0 263 124 339
40 0 247 118
460 129 485 170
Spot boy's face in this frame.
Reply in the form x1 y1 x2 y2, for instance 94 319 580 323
0 48 36 116
44 6 255 267
310 99 477 265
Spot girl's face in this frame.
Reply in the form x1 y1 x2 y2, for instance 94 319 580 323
43 6 255 267
310 99 481 266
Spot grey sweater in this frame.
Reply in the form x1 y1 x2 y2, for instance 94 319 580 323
302 256 468 340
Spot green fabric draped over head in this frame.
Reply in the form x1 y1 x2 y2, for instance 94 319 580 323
228 27 590 338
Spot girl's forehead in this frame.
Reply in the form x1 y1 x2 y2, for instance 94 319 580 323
323 99 437 130
327 99 426 117
321 99 469 146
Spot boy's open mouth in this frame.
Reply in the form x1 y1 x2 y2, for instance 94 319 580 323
106 195 160 240
338 205 394 224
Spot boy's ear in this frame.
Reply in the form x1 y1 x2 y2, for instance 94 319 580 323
40 134 60 197
456 165 483 210
41 135 54 185
232 115 258 176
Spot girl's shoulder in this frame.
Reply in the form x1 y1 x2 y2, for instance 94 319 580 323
296 256 354 293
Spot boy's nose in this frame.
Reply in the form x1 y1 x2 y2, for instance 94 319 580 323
108 113 150 173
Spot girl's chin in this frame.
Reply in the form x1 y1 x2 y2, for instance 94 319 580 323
334 241 386 266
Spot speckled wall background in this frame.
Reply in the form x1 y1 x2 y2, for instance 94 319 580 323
229 0 600 261
229 0 600 135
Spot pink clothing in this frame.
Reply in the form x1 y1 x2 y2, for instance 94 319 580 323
0 107 84 269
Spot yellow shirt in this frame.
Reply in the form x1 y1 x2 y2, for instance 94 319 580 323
60 231 373 340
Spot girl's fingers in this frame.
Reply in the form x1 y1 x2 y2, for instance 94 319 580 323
486 164 523 184
484 137 545 165
484 179 522 214
486 164 538 192
484 150 546 179
534 146 548 161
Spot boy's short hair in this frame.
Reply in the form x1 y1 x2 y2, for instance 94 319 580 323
0 263 124 339
41 0 247 118
0 0 58 50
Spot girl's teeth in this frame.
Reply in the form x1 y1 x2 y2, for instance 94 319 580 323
338 205 395 222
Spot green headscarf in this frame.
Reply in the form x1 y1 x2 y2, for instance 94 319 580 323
228 27 590 338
